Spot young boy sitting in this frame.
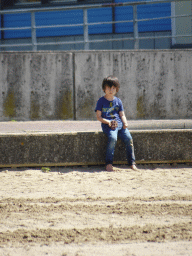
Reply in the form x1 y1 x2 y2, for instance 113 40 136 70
95 75 138 172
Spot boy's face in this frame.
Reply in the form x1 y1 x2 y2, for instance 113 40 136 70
104 85 117 97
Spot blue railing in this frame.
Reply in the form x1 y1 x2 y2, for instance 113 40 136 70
0 0 191 50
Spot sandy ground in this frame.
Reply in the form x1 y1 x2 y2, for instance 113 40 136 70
0 164 192 256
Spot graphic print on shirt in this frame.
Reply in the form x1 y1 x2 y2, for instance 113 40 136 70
102 101 120 120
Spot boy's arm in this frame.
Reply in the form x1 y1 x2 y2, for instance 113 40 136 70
119 111 128 129
96 110 112 127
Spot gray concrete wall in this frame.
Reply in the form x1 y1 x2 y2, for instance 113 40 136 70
174 1 192 45
0 50 192 121
75 50 192 120
0 52 74 121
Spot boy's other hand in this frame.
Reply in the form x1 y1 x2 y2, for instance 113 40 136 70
123 123 128 129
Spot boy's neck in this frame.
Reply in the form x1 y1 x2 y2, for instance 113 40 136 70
104 95 115 101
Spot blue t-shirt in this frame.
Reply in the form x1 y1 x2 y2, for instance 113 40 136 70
95 96 124 128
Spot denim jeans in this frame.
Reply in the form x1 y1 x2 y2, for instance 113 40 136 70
102 124 136 166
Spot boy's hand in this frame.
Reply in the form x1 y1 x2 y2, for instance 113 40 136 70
111 120 118 130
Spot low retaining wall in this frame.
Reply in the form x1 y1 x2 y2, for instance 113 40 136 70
0 129 191 167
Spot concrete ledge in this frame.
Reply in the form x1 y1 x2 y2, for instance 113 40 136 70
0 120 192 134
0 129 191 167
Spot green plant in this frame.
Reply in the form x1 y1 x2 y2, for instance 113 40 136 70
41 167 51 173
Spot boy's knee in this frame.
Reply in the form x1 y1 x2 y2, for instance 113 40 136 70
109 135 117 143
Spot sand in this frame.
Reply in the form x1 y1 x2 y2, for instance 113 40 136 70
0 164 192 256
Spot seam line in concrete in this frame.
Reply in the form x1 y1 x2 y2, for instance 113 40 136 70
72 52 76 120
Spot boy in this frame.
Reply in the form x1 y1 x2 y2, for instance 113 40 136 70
95 75 138 172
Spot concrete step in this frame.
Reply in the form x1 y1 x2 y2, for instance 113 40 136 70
0 120 192 167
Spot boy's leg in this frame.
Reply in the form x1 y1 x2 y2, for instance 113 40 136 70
118 128 136 166
102 126 118 166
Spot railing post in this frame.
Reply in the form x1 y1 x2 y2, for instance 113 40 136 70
133 5 139 49
171 2 176 46
31 12 37 51
83 8 89 50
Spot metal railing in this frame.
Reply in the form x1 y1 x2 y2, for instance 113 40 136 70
0 0 191 51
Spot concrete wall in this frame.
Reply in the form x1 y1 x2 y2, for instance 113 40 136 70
174 1 192 45
0 50 192 121
75 50 192 120
0 129 191 167
0 52 74 121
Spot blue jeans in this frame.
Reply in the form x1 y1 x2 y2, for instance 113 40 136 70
102 125 136 166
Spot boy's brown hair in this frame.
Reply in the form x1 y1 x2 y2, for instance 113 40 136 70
102 75 120 92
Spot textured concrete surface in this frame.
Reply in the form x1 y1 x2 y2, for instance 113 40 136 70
75 50 192 120
0 120 191 167
175 1 192 45
0 52 73 121
0 50 192 121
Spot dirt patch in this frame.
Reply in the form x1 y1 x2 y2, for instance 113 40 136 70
0 164 192 255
